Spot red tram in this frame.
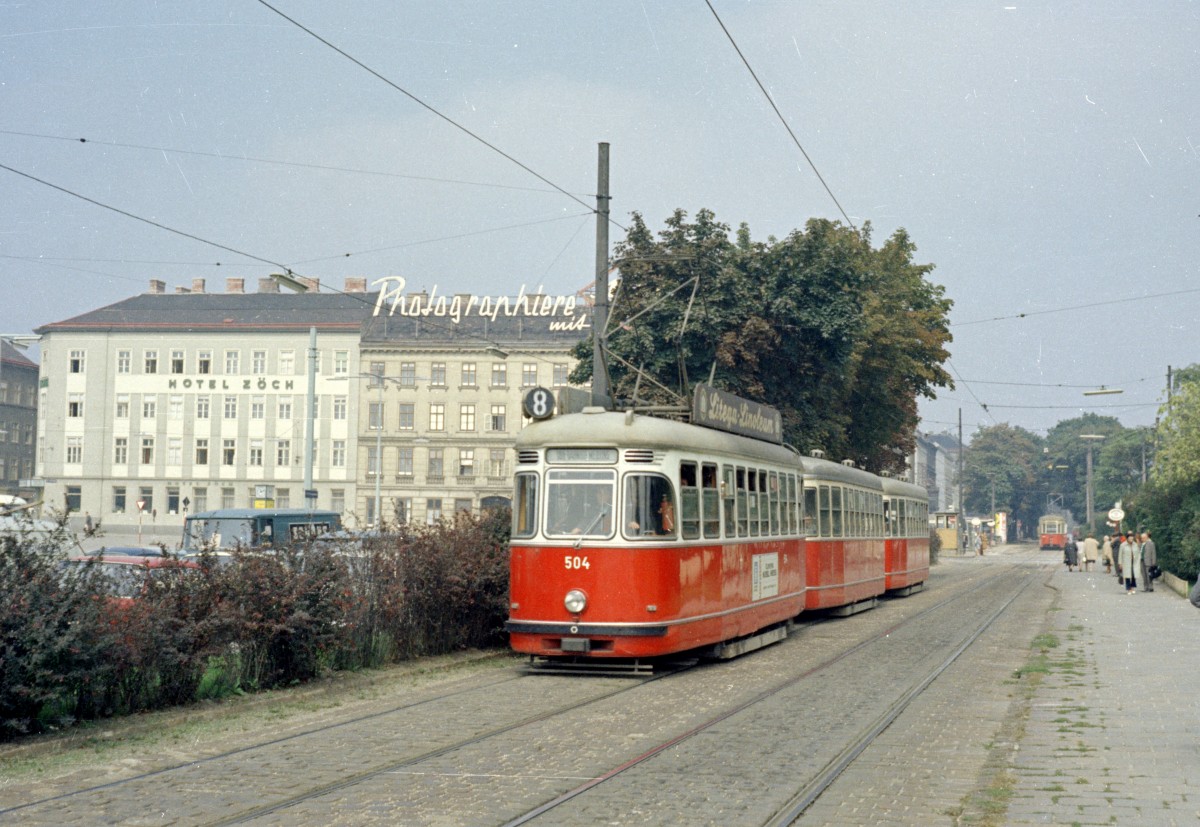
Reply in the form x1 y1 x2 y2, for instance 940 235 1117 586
506 390 930 664
1037 515 1068 550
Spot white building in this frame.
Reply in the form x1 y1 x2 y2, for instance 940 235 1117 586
33 277 585 534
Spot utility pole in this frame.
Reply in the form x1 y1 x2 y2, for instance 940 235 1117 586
957 408 965 554
592 142 610 408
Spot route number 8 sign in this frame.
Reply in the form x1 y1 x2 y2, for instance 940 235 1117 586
523 387 556 420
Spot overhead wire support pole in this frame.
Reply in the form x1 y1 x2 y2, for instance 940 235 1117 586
592 142 611 408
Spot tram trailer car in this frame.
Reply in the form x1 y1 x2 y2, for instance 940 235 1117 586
506 409 806 660
1037 515 1068 550
505 407 929 663
881 477 931 596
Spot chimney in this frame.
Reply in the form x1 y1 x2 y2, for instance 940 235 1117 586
226 278 245 294
258 278 280 293
149 279 166 294
191 278 206 293
175 286 190 294
344 277 367 293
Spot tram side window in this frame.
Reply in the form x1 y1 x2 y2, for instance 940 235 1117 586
818 485 830 539
804 484 817 537
831 486 843 537
746 468 760 536
513 472 538 538
768 471 780 536
898 499 907 538
736 467 749 537
722 465 736 538
546 469 615 538
702 463 720 538
680 461 700 540
786 474 798 535
624 474 676 539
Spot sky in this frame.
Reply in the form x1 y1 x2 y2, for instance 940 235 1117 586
2 1 1197 440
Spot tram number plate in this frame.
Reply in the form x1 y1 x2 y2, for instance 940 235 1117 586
564 555 591 570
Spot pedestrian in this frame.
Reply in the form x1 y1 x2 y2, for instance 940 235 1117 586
1081 533 1099 572
1140 531 1157 592
1100 534 1114 574
1063 533 1079 571
84 511 93 535
1118 532 1142 594
1112 533 1124 582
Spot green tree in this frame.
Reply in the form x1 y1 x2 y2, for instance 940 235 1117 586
962 424 1044 533
574 209 953 474
1042 414 1125 526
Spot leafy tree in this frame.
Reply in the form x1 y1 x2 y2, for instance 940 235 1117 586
573 209 953 474
1042 414 1125 527
961 424 1044 533
1153 378 1200 490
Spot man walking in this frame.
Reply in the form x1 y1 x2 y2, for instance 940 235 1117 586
1140 531 1157 592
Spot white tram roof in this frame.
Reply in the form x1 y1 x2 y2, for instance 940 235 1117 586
517 409 885 490
880 476 929 500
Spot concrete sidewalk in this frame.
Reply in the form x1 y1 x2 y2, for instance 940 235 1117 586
1005 555 1200 824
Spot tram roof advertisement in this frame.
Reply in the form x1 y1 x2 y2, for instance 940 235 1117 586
692 383 783 444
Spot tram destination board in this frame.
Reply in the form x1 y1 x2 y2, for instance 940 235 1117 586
691 382 783 443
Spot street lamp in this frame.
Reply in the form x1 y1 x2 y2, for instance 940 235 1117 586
1080 434 1105 526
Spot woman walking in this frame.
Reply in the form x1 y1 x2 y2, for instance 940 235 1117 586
1118 532 1142 594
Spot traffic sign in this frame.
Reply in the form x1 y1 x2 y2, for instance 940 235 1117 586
136 499 146 512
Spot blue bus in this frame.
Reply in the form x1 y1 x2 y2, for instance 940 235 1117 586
182 508 342 553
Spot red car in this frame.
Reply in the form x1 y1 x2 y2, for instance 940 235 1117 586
61 554 199 604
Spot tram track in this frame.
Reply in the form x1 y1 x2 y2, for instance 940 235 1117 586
1 560 1044 826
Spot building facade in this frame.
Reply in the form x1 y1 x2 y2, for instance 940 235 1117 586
33 277 584 534
0 339 39 503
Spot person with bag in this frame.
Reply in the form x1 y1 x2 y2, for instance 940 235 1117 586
1139 531 1157 592
1063 534 1079 571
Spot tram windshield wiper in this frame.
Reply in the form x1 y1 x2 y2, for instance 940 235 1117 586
574 507 609 549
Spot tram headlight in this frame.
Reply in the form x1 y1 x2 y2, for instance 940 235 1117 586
564 589 587 614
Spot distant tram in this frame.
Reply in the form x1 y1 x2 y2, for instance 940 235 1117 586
1037 515 1069 550
506 386 930 666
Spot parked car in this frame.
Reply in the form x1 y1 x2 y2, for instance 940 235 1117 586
83 545 165 558
60 554 199 602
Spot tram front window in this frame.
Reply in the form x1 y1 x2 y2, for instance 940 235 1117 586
546 469 615 538
624 474 676 539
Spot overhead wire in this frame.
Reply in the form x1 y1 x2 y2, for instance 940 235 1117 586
953 285 1200 327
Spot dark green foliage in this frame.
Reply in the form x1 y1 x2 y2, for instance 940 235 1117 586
573 209 953 474
0 510 512 740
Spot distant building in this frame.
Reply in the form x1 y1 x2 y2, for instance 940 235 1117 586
0 339 39 503
33 277 585 534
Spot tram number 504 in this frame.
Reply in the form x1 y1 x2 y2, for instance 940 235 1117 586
564 555 590 570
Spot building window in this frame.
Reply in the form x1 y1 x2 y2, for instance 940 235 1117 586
491 362 507 388
117 350 131 374
139 487 154 515
224 350 240 374
278 399 292 420
387 401 410 431
461 362 477 387
196 395 210 419
332 440 346 467
144 350 158 374
194 487 208 512
369 362 386 387
553 363 569 387
195 438 209 465
171 350 185 374
198 351 212 374
167 487 180 515
430 362 447 387
455 498 473 514
490 448 506 477
428 448 444 479
252 350 267 374
331 489 346 513
142 398 157 419
334 351 348 375
429 403 445 431
168 437 182 465
249 440 264 466
222 487 235 509
459 404 475 432
490 404 506 432
115 394 130 419
276 488 290 509
367 445 381 478
113 486 126 514
114 437 128 464
66 437 82 464
459 449 475 478
333 396 347 420
65 485 81 512
369 401 383 430
224 395 237 419
69 350 85 373
279 350 294 375
169 395 183 419
141 436 155 464
67 393 84 418
222 439 235 465
400 362 416 387
522 363 538 387
426 498 443 524
395 497 412 524
251 396 265 420
276 439 291 466
398 446 414 477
